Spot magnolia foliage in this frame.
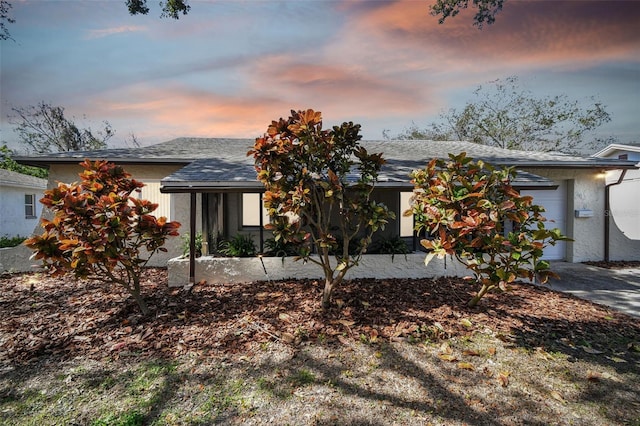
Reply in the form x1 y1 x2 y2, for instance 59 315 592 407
248 109 394 308
408 152 569 307
25 160 180 314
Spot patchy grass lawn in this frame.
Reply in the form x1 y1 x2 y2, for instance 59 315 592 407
1 269 639 425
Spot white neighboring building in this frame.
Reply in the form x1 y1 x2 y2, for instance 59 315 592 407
0 169 47 238
593 144 640 260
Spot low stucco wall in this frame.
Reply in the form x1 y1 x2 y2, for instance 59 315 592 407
167 253 471 287
0 241 178 274
0 244 38 274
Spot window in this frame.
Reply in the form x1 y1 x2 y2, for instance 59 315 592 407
25 194 36 218
242 193 270 227
399 192 414 237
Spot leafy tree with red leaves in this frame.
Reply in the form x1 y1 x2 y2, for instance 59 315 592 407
248 109 394 309
408 152 569 307
25 160 180 314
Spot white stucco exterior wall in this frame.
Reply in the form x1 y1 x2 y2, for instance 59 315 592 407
607 169 640 240
606 168 640 260
0 244 37 273
593 145 640 260
167 192 201 263
522 168 607 262
609 216 640 261
0 184 43 238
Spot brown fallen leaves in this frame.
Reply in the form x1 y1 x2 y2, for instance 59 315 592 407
1 268 639 368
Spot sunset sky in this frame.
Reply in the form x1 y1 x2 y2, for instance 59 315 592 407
1 0 639 152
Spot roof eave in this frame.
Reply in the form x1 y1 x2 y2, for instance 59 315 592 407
160 181 264 193
22 159 635 170
0 182 48 190
160 178 558 193
515 161 638 170
14 156 192 168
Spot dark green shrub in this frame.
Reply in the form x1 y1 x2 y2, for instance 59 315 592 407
0 235 27 248
264 237 299 258
181 232 203 257
372 236 409 260
328 233 362 257
219 234 257 257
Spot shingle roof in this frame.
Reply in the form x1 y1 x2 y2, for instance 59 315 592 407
161 158 263 191
16 137 636 165
14 138 637 191
14 138 252 166
0 169 47 189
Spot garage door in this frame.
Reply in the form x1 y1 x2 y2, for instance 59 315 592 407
520 181 567 260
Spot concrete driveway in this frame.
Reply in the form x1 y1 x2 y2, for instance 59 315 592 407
547 262 640 318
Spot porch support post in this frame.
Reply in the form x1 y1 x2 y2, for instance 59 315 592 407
413 215 417 252
259 192 264 253
189 192 196 284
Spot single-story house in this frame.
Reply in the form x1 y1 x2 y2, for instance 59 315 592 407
593 144 640 260
16 138 640 284
0 169 47 239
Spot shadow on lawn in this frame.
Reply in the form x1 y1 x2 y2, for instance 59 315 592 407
238 342 501 425
1 336 638 425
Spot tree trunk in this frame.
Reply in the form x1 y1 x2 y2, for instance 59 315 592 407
134 294 150 316
322 278 334 310
129 278 150 315
468 283 491 308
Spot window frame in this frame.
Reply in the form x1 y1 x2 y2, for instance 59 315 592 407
25 193 37 219
241 192 270 229
399 191 414 238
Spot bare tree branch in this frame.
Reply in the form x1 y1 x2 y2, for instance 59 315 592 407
9 102 114 153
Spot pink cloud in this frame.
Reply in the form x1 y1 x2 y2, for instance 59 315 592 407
249 54 433 118
74 1 640 145
85 25 147 40
94 84 293 141
90 72 428 145
347 1 640 70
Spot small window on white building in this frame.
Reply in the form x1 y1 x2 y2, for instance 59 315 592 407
400 192 414 237
242 193 270 227
25 194 37 218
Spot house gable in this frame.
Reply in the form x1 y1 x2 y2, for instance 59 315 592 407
593 143 640 162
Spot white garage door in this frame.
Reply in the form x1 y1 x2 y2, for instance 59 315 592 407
521 181 567 260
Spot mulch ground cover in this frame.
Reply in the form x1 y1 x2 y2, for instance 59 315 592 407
2 268 639 368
